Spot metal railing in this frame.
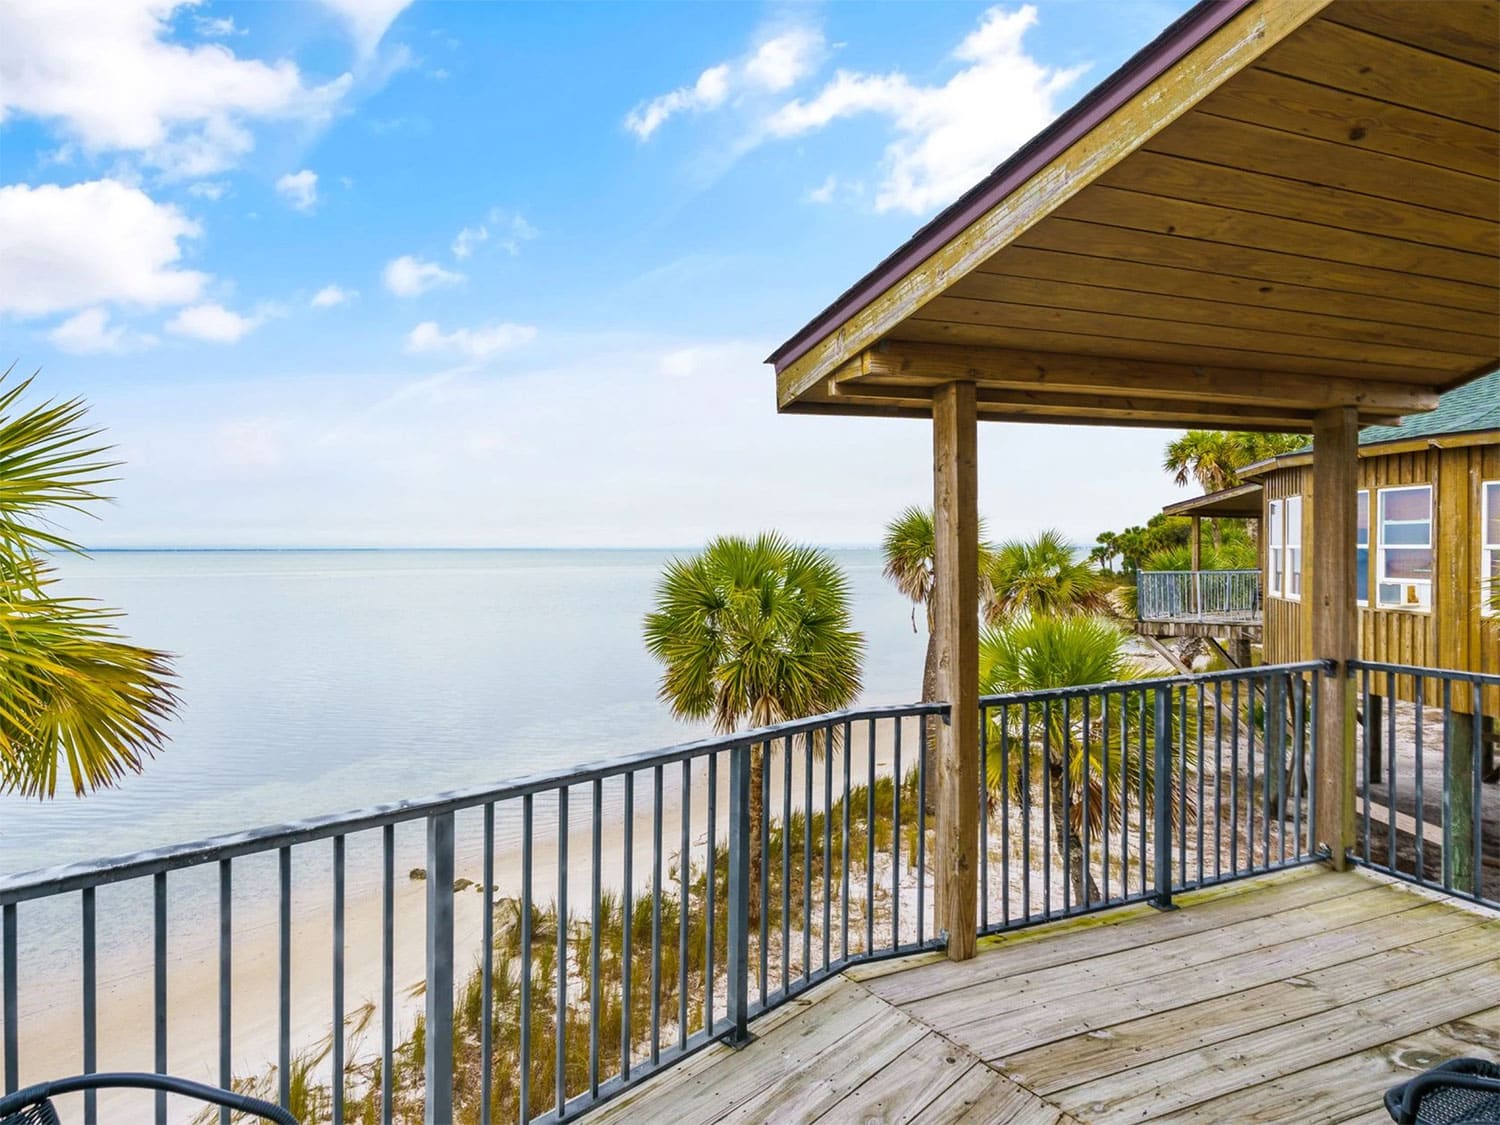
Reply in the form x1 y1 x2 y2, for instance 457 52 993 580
978 662 1327 931
1352 661 1498 909
0 704 945 1124
1137 569 1260 622
0 662 1339 1123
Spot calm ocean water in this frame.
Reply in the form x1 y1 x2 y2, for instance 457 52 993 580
0 549 926 876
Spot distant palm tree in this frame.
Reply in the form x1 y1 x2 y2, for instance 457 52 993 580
0 370 177 798
1163 430 1305 551
984 530 1113 625
644 533 863 920
981 614 1187 907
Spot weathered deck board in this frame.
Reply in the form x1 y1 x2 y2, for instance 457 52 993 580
586 870 1498 1124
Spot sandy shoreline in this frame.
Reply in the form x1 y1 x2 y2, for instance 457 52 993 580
4 718 923 1118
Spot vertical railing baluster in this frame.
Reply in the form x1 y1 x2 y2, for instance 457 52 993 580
1138 692 1149 898
1196 685 1206 887
219 859 232 1125
823 724 833 968
425 813 455 1125
1442 679 1454 891
278 846 291 1110
803 730 813 978
480 811 494 1122
1361 670 1373 864
333 835 346 1125
1000 704 1011 927
1291 675 1305 859
1041 702 1052 918
1153 687 1175 910
1230 679 1241 876
1061 696 1072 915
892 719 902 947
782 737 791 991
82 888 96 1125
1081 696 1092 910
590 782 601 1096
841 720 851 964
705 752 717 1033
1413 677 1424 881
916 716 926 943
1473 683 1484 904
621 773 633 1082
154 872 167 1125
651 764 663 1065
1179 687 1190 886
980 702 990 930
760 741 770 1001
866 722 875 955
557 789 569 1118
1248 677 1260 869
1386 677 1397 874
381 825 394 1125
679 762 690 1051
1214 681 1224 877
1021 701 1032 918
2 903 15 1096
521 795 534 1121
726 742 751 1047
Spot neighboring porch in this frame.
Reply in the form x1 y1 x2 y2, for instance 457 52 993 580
591 867 1500 1124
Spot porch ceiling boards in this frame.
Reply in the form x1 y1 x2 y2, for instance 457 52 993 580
590 868 1500 1124
769 0 1500 433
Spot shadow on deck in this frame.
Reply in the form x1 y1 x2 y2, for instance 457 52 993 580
590 867 1498 1124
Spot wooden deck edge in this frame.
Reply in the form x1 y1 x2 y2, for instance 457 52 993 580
1345 864 1500 919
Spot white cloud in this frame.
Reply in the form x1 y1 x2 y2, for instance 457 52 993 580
187 180 228 200
48 307 156 355
451 225 486 259
0 179 207 317
627 27 824 140
275 169 319 211
404 321 537 360
451 209 538 259
765 5 1087 213
383 255 463 297
807 175 838 204
166 302 260 343
317 0 414 57
0 0 352 177
194 14 239 38
311 284 354 308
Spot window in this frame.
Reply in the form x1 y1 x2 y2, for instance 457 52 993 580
1285 495 1303 599
1356 491 1370 606
1268 498 1283 597
1484 481 1499 618
1377 485 1432 610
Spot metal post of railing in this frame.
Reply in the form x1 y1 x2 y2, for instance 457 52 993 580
1151 687 1176 911
725 742 753 1047
424 812 455 1125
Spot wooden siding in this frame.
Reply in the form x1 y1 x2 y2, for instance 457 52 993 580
1261 435 1499 717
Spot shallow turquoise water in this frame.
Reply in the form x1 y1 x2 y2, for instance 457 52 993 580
0 549 926 874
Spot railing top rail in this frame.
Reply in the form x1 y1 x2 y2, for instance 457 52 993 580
979 660 1330 708
1348 660 1500 687
0 700 947 904
1137 569 1260 577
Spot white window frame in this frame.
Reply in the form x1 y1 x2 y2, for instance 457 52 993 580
1356 489 1370 608
1376 484 1433 611
1267 498 1284 598
1483 480 1499 618
1284 495 1303 601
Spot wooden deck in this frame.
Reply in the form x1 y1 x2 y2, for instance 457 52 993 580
591 867 1499 1124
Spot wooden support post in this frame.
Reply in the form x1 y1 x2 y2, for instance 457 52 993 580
1190 517 1202 615
1365 694 1383 784
1311 406 1358 870
933 381 978 961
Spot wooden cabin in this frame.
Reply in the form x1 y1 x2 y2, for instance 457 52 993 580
1244 371 1500 727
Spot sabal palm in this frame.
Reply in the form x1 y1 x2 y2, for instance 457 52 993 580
1163 430 1303 551
0 370 176 797
643 532 863 923
984 530 1112 625
980 614 1190 907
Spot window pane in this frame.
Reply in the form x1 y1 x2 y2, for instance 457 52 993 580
1383 521 1431 546
1382 487 1430 522
1269 500 1283 547
1486 483 1499 547
1286 497 1302 546
1384 548 1433 579
1357 491 1369 546
1356 547 1369 602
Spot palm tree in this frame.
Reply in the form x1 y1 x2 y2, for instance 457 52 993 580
643 533 863 921
1163 430 1305 551
0 370 177 798
880 507 996 812
980 614 1190 907
984 530 1113 625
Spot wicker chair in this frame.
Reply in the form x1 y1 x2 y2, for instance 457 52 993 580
0 1072 297 1125
1385 1058 1500 1125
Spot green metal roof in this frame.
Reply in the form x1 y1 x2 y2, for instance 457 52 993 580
1358 371 1500 445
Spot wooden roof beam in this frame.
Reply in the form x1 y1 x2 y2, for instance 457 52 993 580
786 397 1335 433
843 342 1442 415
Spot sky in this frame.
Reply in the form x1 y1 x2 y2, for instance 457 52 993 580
0 0 1202 549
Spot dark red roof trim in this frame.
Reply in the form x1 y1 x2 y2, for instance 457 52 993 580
767 0 1257 372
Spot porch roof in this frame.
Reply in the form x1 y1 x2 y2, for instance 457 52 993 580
767 0 1498 433
1162 481 1263 519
